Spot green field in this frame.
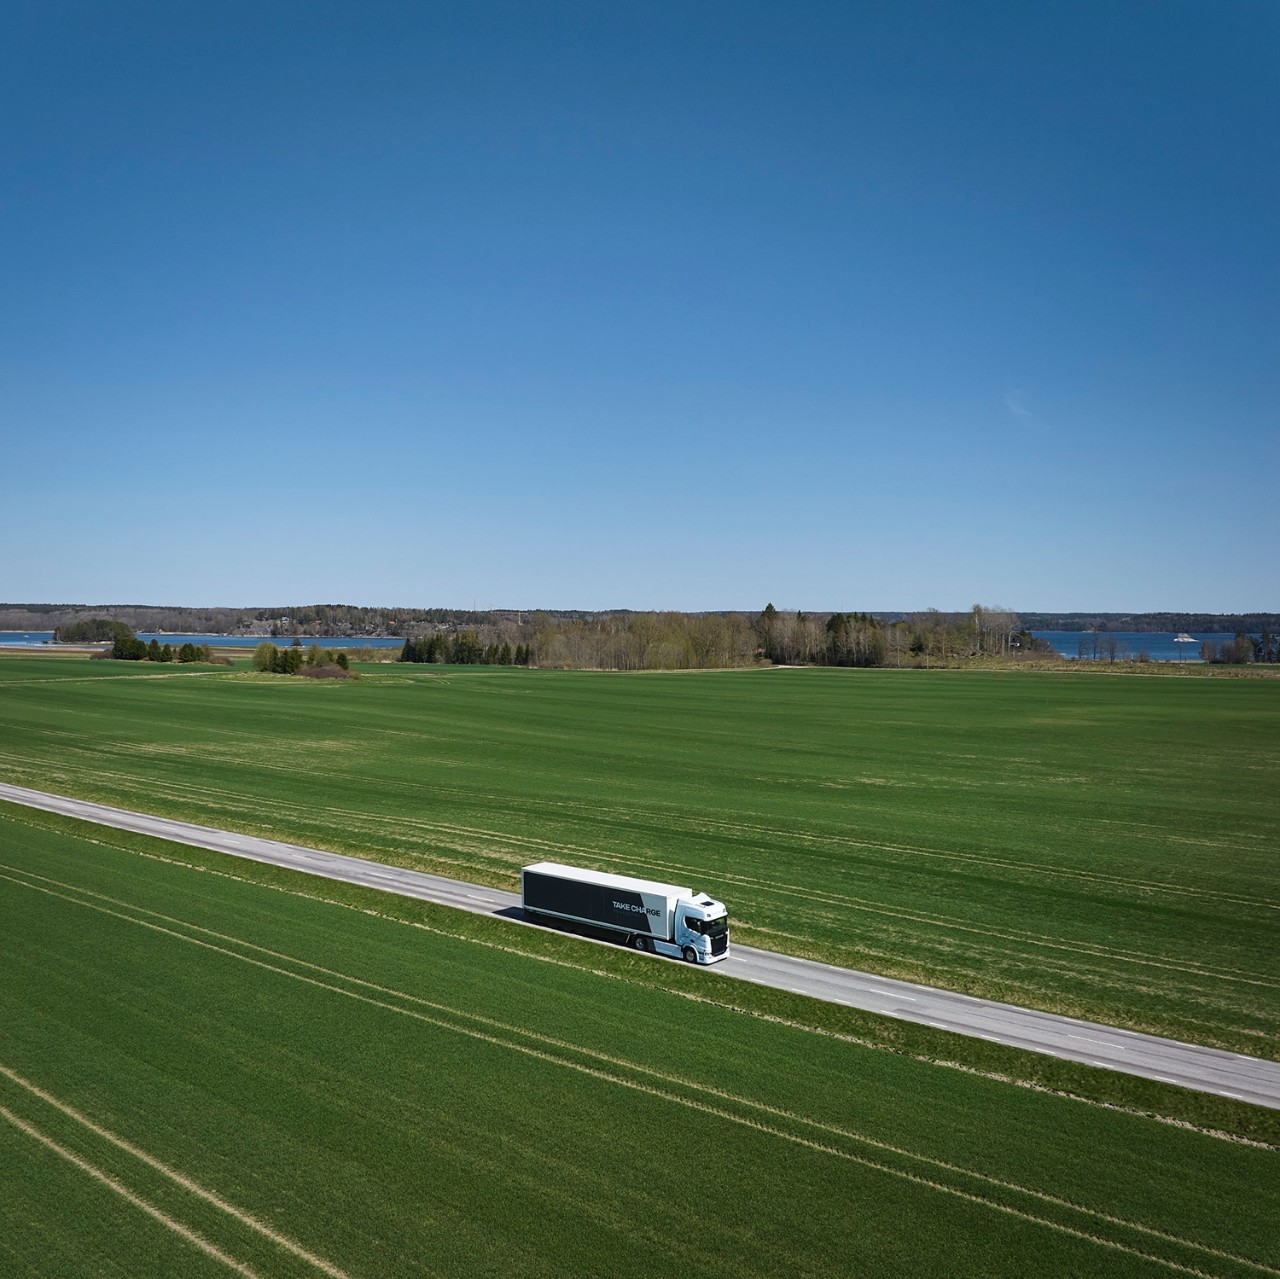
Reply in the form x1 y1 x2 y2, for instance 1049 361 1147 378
0 655 1276 1055
2 804 1277 1277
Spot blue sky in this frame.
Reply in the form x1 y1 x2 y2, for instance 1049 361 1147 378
3 1 1276 612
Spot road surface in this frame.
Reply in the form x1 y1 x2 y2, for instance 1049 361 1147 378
3 780 1277 1110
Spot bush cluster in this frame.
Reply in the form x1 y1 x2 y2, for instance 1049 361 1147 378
110 633 215 663
253 643 352 676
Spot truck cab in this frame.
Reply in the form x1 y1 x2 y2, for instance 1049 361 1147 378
675 895 730 963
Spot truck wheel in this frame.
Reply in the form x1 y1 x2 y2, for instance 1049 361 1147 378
631 934 650 953
683 946 697 964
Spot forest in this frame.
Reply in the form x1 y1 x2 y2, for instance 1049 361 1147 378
8 603 1276 673
396 605 1046 671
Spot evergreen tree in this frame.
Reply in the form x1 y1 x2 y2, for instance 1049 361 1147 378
757 603 780 662
112 634 147 660
451 632 482 664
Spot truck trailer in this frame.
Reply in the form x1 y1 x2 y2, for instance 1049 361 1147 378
521 861 730 964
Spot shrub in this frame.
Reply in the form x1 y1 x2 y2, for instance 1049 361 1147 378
111 635 148 661
252 642 279 672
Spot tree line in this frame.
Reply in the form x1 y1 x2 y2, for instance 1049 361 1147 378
17 601 1279 645
83 603 1041 671
1201 632 1278 664
61 604 1279 674
108 631 217 663
399 612 760 671
756 603 1042 667
390 605 1049 671
7 602 622 638
399 634 531 666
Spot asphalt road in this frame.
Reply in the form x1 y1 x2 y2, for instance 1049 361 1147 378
4 780 1278 1111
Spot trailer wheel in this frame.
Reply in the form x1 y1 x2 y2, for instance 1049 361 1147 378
631 934 650 953
682 946 697 964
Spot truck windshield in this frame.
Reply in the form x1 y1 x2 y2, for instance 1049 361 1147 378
691 915 728 937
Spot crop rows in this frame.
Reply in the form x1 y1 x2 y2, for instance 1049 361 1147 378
2 809 1277 1276
0 656 1275 1051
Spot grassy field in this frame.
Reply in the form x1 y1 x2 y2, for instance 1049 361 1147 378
2 804 1277 1278
0 654 1276 1057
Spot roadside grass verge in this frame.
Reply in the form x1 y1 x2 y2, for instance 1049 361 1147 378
2 805 1279 1277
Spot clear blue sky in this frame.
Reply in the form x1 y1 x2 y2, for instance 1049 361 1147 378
3 1 1276 612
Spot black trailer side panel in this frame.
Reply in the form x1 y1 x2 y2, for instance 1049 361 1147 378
523 870 665 937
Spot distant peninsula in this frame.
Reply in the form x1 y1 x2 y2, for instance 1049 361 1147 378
1 603 1275 638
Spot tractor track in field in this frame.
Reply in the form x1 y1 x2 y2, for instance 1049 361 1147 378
0 758 1270 1008
2 782 1278 1111
3 864 1277 1279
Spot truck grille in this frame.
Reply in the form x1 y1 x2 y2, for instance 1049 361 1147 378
711 933 729 956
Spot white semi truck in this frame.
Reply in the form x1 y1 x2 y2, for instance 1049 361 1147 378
521 861 730 964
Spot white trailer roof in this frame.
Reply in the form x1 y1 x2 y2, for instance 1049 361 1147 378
523 861 693 899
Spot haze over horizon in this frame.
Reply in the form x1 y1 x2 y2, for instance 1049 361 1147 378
3 3 1276 612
